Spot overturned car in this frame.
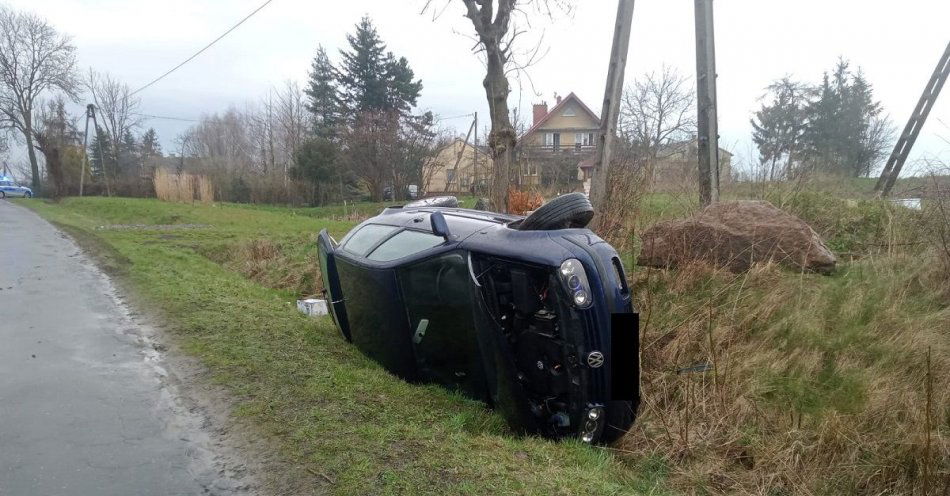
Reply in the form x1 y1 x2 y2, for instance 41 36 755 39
317 193 639 443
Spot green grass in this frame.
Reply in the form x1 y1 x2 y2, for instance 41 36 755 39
18 197 658 495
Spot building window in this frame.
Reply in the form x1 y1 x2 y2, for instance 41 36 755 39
543 133 553 147
575 132 595 150
562 106 575 117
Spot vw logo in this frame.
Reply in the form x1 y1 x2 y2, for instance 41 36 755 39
586 351 605 368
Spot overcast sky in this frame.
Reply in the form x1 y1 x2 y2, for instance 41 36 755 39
6 0 950 175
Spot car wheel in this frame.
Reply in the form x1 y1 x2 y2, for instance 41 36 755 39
24 192 31 198
0 191 5 199
516 193 594 231
599 400 637 444
404 196 459 208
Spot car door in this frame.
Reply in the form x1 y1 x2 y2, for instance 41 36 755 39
396 252 488 401
317 229 351 341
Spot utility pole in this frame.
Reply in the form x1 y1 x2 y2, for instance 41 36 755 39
694 0 720 206
473 112 478 194
874 40 950 197
79 104 94 197
590 0 636 211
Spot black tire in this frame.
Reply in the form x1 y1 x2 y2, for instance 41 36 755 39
599 400 637 444
0 191 5 199
405 196 459 208
517 193 593 231
24 192 31 198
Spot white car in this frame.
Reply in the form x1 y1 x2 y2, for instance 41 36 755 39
0 177 33 199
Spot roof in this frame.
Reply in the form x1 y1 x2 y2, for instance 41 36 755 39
656 139 733 159
522 92 601 139
438 137 490 156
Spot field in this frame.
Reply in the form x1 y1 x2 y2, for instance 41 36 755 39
17 191 950 495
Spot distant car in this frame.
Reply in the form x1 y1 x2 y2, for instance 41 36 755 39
317 194 640 443
383 184 419 201
0 178 32 199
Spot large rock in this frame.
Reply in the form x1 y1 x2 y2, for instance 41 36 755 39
638 200 836 274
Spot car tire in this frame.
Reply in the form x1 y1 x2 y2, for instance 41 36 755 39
0 191 5 199
599 400 637 444
516 193 594 231
24 192 31 198
404 196 459 208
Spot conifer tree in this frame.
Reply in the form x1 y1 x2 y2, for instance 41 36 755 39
304 45 341 137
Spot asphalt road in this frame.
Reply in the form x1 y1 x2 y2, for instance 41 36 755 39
0 201 247 496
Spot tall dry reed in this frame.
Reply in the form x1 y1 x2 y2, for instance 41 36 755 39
154 168 214 204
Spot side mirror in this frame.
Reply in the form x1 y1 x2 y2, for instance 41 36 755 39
430 211 451 240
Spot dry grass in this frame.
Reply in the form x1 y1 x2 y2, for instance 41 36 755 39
154 168 214 204
621 214 950 494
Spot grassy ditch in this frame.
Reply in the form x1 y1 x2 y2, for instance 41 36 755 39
18 192 949 495
18 197 658 495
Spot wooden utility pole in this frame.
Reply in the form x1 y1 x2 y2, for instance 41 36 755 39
694 0 720 206
79 104 94 197
473 112 478 193
874 40 950 198
590 0 636 210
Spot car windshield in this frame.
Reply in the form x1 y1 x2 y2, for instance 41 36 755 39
341 224 398 256
367 230 444 262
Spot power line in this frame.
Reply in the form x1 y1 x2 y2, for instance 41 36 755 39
436 112 475 121
130 0 275 96
132 112 200 122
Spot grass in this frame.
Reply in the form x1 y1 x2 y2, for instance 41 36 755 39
17 196 658 495
17 188 950 495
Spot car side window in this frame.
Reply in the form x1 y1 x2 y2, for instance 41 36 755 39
367 230 444 262
341 224 398 256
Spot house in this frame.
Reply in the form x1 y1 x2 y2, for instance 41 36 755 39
576 139 734 191
518 93 601 187
650 140 733 189
423 138 491 194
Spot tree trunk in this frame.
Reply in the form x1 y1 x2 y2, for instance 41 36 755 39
24 114 42 195
483 45 516 214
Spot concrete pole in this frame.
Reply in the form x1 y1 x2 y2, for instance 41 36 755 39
695 0 720 205
590 0 635 210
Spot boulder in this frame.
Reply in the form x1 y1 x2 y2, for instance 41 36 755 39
638 200 836 274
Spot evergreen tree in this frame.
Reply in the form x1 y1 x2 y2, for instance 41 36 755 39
750 77 808 180
141 128 162 158
338 16 421 115
120 129 139 173
290 136 341 205
305 46 342 137
801 59 892 177
88 127 114 178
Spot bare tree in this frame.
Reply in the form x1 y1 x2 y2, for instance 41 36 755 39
619 66 696 183
0 7 78 194
33 96 79 198
425 0 571 212
85 70 142 176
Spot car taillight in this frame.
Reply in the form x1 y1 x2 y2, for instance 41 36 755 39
559 259 592 309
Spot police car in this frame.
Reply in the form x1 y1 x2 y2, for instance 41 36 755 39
0 176 32 199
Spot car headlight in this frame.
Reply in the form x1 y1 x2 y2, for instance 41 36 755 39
559 259 592 309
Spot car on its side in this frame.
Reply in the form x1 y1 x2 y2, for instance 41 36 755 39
0 178 32 199
317 193 640 443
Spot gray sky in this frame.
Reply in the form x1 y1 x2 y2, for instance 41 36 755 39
7 0 950 175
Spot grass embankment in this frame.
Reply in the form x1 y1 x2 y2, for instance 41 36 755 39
19 197 658 496
623 191 950 494
19 190 949 495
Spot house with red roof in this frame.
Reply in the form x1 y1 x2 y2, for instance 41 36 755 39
518 92 600 187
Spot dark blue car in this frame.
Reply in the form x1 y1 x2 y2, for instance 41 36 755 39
317 194 639 443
